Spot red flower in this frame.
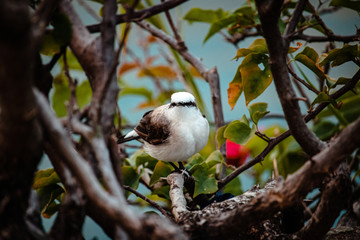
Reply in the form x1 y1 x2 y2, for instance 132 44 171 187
226 139 250 167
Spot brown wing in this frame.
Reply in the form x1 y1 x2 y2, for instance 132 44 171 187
134 110 170 145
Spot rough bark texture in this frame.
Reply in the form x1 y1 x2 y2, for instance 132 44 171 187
0 0 43 239
255 0 326 156
167 117 360 239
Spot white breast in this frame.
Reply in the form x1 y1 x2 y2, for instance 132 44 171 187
143 106 209 162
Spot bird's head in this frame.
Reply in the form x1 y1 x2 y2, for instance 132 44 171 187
170 92 197 108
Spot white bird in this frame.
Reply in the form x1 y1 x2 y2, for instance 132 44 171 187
118 92 209 169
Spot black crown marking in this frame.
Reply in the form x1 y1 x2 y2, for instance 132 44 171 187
169 101 197 108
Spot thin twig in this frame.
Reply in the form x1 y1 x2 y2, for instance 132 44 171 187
307 1 334 38
287 58 312 108
63 47 79 134
272 157 279 180
123 185 172 219
283 0 308 45
161 0 186 49
292 32 360 43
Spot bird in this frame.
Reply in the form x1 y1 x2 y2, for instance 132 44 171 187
118 92 209 171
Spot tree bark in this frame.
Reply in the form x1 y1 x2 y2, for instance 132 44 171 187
0 0 43 238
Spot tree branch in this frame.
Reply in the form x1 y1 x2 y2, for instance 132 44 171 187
0 1 43 238
169 116 360 239
296 162 351 239
283 0 307 45
87 0 189 33
255 0 326 156
219 68 360 191
292 32 360 43
31 0 59 50
123 185 172 219
59 0 103 85
136 20 226 172
34 88 187 240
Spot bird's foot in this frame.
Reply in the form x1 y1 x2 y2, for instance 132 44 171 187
169 162 191 180
178 162 191 180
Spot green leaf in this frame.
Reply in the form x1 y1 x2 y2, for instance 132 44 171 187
318 94 360 122
325 75 337 89
277 147 307 177
311 92 337 108
232 38 268 61
192 163 218 197
183 8 227 24
227 64 243 110
313 121 338 140
40 13 72 56
122 166 143 197
319 44 359 67
223 117 254 145
36 184 64 218
33 168 61 189
52 74 70 117
152 185 171 201
42 201 61 219
294 47 325 80
186 153 205 172
223 168 242 196
60 49 83 71
240 53 272 105
119 86 153 101
240 114 250 126
216 125 227 148
205 150 224 168
76 80 92 109
330 0 360 12
135 152 158 170
247 102 270 126
203 14 238 43
149 161 172 186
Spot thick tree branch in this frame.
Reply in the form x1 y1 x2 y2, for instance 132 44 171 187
87 0 189 33
0 1 43 238
89 0 119 133
44 143 87 240
31 0 59 49
34 89 187 240
296 162 351 239
255 0 326 156
59 0 103 85
169 116 360 239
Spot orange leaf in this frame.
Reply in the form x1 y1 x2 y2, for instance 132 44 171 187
288 42 302 53
145 56 159 65
118 62 139 76
137 65 177 81
137 100 157 109
227 64 243 110
228 82 243 110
